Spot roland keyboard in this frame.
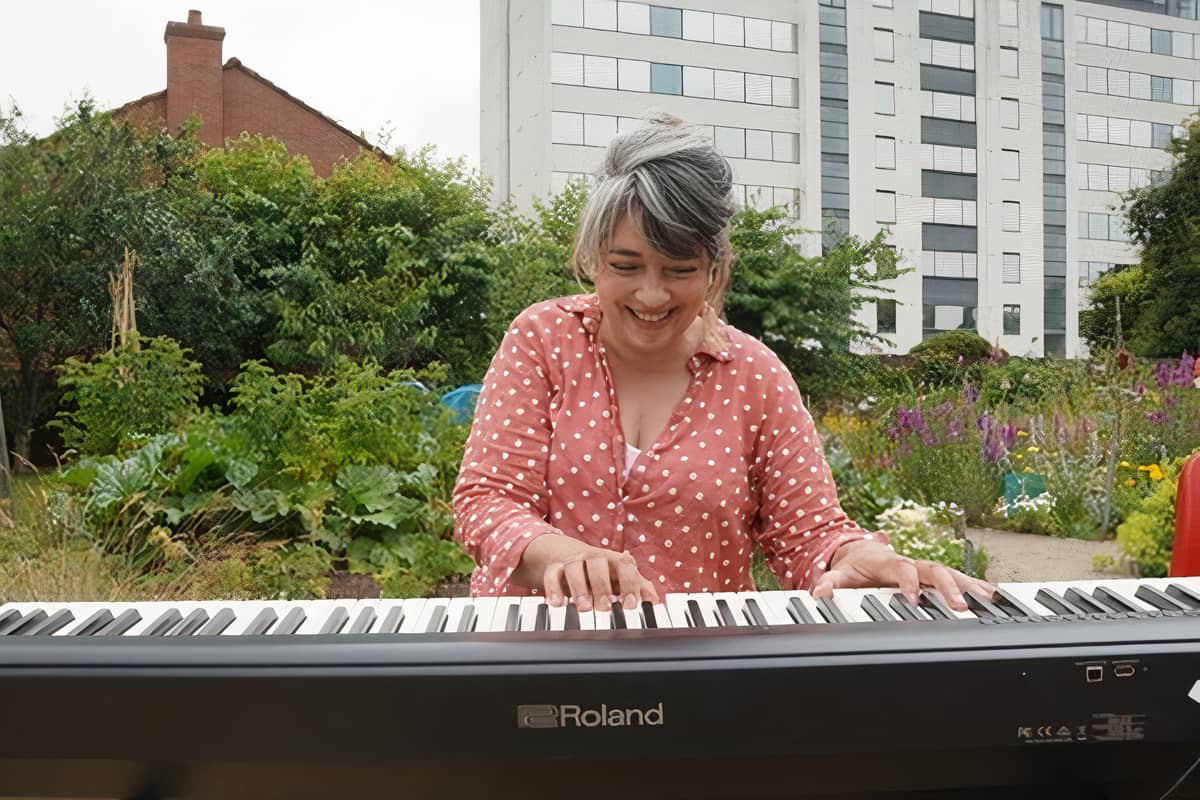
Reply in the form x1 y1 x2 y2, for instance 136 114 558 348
1 577 1198 800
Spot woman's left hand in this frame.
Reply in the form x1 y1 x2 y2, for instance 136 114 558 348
810 539 996 612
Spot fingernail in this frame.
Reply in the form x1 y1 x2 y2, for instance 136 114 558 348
577 594 592 611
625 593 637 609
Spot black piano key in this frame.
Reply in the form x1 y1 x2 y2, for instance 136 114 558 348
992 589 1044 620
918 590 954 619
861 594 896 622
743 598 769 627
1135 584 1187 612
1092 586 1143 614
1064 588 1106 614
787 597 817 624
640 601 658 629
23 609 75 636
0 609 22 634
143 609 183 636
965 590 1008 619
1035 588 1087 616
70 609 115 636
1166 583 1200 609
563 603 580 631
715 598 739 627
815 597 848 624
172 609 210 636
686 599 706 628
889 593 924 621
99 609 142 636
457 605 477 633
196 608 235 635
245 608 278 635
534 604 550 631
321 607 350 634
349 607 377 634
6 610 47 635
610 603 627 629
275 607 307 635
502 604 520 632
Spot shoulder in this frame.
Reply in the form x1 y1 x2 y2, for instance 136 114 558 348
720 324 792 378
508 294 597 335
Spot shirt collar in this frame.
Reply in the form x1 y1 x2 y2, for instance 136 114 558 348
556 293 733 364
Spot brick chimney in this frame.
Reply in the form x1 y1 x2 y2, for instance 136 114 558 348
164 10 225 147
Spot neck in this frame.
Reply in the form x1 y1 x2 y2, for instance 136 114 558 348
599 315 705 374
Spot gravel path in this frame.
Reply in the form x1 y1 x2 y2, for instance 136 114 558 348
966 527 1129 583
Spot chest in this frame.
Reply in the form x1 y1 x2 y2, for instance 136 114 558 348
608 363 692 450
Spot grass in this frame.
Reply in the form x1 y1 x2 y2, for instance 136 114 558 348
0 471 274 603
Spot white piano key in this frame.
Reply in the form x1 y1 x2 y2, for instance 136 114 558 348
485 596 523 632
576 605 597 631
518 596 544 632
818 589 877 623
296 600 359 634
762 590 827 625
469 597 498 632
395 598 430 633
547 602 568 631
219 602 276 636
616 601 643 629
641 601 672 629
592 608 612 631
743 591 794 625
662 594 691 628
874 588 935 620
414 598 451 633
442 597 476 633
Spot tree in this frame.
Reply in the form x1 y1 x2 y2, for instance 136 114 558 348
0 101 203 463
1083 112 1200 356
725 208 897 398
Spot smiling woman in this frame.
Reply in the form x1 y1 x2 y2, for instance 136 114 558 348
452 113 995 615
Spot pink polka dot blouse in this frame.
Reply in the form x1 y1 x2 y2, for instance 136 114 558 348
452 295 886 597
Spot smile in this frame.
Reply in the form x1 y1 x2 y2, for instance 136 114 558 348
629 308 671 322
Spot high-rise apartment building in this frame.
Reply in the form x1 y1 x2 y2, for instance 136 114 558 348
481 0 1198 357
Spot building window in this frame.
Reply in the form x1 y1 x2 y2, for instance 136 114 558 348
1001 97 1020 129
1041 4 1064 41
877 299 898 334
920 143 977 173
583 114 617 146
876 136 897 169
1003 252 1021 283
922 251 978 278
1003 304 1021 335
713 13 744 45
875 82 896 115
921 90 976 122
650 63 683 94
682 66 715 98
714 127 745 159
714 70 744 102
874 28 895 62
584 0 618 29
553 0 584 27
617 2 650 33
875 0 895 7
681 10 713 41
999 0 1018 26
919 38 975 70
746 17 773 49
551 111 584 144
1002 201 1021 232
649 6 683 38
1001 149 1020 180
746 129 772 160
551 52 584 85
876 190 897 223
618 59 651 91
584 55 618 88
1000 47 1019 77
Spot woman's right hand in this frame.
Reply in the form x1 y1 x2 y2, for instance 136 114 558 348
515 535 659 612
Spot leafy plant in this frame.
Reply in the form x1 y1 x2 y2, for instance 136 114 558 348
1117 456 1186 577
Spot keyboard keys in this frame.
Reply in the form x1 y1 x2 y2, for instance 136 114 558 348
1166 582 1200 609
275 607 307 635
143 609 183 636
22 609 75 636
888 593 925 621
815 597 849 624
991 588 1043 621
965 590 1007 619
860 594 896 622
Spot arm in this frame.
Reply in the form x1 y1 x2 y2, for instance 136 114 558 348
750 358 887 591
452 308 561 594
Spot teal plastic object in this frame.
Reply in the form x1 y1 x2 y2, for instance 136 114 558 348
440 384 483 424
1003 472 1046 515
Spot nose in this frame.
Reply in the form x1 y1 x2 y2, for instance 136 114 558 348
633 273 670 309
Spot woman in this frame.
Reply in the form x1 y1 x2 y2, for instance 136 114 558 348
453 114 993 615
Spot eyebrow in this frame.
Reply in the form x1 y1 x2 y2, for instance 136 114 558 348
607 248 644 257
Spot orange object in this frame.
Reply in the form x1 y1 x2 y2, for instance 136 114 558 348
1169 453 1200 576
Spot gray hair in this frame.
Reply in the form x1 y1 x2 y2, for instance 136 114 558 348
571 113 736 314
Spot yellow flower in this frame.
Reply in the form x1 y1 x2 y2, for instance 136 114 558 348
1124 478 1137 487
1137 464 1165 481
1017 430 1029 437
1022 467 1035 473
1014 453 1023 459
1026 446 1040 453
1119 461 1132 468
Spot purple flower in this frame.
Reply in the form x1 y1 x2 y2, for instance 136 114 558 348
1000 424 1017 451
1177 352 1195 387
1134 380 1147 396
962 383 980 404
1147 410 1173 425
1155 361 1173 388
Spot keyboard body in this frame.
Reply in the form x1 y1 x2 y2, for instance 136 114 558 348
1 578 1199 800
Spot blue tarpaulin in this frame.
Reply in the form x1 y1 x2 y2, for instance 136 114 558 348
440 384 483 424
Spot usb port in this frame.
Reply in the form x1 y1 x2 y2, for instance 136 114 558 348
1114 662 1136 678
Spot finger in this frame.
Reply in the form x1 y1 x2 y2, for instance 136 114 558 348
811 569 853 599
893 559 920 606
562 559 591 608
641 577 661 605
612 551 644 610
584 556 614 611
542 562 567 607
925 562 968 612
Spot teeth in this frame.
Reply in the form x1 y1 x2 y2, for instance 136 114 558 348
631 309 669 322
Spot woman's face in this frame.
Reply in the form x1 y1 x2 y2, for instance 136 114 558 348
593 213 710 361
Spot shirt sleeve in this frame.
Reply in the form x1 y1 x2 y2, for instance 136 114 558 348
452 306 560 595
749 355 889 591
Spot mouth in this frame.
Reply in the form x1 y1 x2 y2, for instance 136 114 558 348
628 307 672 323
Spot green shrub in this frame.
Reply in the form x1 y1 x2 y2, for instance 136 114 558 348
1116 457 1185 576
908 330 992 388
52 335 206 456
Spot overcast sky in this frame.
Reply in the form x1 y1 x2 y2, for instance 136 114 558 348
0 1 482 166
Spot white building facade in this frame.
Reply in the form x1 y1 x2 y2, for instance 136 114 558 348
481 0 1199 357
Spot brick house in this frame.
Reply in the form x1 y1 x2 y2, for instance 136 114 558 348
116 10 384 176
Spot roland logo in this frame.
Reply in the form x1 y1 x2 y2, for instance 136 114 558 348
517 703 665 729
